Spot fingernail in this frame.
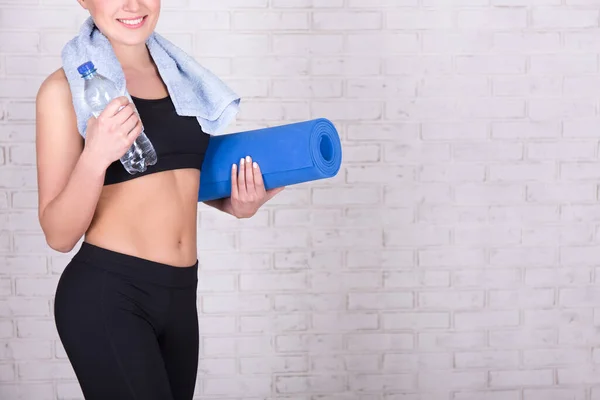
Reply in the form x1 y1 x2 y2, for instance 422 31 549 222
246 156 251 162
232 164 236 170
240 158 245 165
253 162 258 168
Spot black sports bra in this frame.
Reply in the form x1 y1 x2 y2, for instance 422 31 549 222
103 95 209 186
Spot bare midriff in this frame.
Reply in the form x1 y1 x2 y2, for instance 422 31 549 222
84 168 200 267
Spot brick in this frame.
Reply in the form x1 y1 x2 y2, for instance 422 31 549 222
272 78 343 98
384 183 452 206
0 32 39 53
454 310 519 329
422 32 491 53
418 371 486 390
234 11 309 30
195 33 268 56
455 351 519 369
201 294 270 313
346 33 419 54
273 34 344 55
491 248 556 267
239 228 309 249
385 226 451 246
0 384 54 400
348 77 417 98
382 312 450 330
530 98 596 119
313 228 382 248
490 370 553 387
454 225 521 246
202 336 271 356
493 32 560 52
15 277 59 297
349 374 414 392
275 293 346 312
276 334 343 353
197 273 236 293
418 205 487 224
489 329 556 348
312 56 381 76
384 271 449 288
347 249 414 269
453 269 520 289
532 8 599 28
494 76 562 97
274 250 341 270
0 298 49 317
383 353 452 372
349 292 413 310
455 392 520 400
198 358 236 375
524 389 585 400
418 332 486 350
488 289 555 309
314 12 381 30
312 313 378 331
204 377 271 396
241 355 307 374
198 252 271 271
346 333 414 351
419 248 486 268
311 354 379 372
16 319 57 339
0 320 13 339
197 316 236 334
527 183 596 203
524 348 589 367
18 362 74 380
418 291 484 310
239 271 307 291
0 340 52 360
240 314 308 333
525 267 591 286
275 374 346 394
311 271 381 291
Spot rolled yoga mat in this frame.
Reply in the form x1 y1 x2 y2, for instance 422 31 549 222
198 118 342 202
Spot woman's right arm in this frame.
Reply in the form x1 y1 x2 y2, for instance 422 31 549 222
36 70 139 253
36 71 106 252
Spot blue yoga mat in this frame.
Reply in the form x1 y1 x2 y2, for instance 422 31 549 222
198 118 342 202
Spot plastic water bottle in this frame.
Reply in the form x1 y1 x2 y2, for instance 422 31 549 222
77 61 157 174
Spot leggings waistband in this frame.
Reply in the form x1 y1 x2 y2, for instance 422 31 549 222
72 242 198 288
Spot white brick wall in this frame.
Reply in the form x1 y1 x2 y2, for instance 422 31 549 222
1 0 600 399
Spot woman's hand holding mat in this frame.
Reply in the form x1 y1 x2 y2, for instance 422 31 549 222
227 155 285 219
198 118 342 202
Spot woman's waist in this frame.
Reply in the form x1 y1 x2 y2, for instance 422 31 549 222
85 207 198 267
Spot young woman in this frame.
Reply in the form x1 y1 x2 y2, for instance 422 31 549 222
35 1 283 399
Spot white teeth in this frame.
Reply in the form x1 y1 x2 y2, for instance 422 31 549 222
119 17 143 25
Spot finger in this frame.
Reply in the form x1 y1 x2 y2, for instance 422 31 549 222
252 161 265 192
127 120 143 145
230 163 239 199
119 111 139 136
238 157 247 198
245 156 255 195
101 96 130 118
112 103 136 125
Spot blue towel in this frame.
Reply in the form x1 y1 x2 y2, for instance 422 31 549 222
198 118 342 202
61 16 240 138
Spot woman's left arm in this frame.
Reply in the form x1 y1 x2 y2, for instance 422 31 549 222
202 155 284 219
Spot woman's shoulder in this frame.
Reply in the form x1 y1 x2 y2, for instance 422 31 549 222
37 68 72 106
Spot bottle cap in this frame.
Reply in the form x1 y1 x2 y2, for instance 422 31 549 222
77 61 96 77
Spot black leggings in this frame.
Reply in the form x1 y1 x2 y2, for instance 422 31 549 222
54 242 199 400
